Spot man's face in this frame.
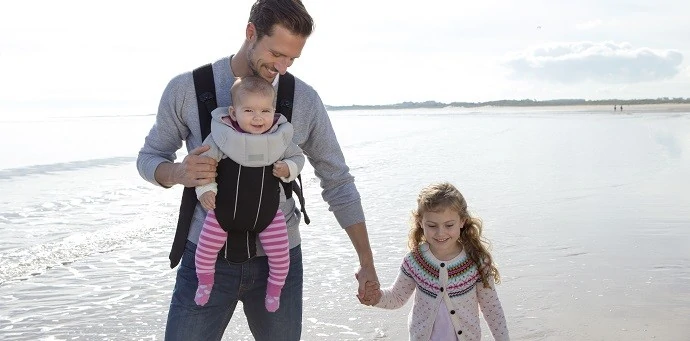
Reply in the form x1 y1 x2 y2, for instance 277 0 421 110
247 24 307 83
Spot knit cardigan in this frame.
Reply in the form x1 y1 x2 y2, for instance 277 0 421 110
375 243 509 341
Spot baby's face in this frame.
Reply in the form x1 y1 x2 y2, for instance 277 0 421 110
232 93 276 134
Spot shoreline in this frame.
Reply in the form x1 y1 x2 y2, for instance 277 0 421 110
479 103 690 113
327 103 690 114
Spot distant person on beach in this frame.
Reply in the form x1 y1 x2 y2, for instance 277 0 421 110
136 0 379 340
614 105 617 111
364 182 509 341
193 76 303 312
620 105 623 111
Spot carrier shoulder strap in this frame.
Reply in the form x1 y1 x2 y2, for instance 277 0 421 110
276 72 310 225
194 63 217 138
169 63 217 269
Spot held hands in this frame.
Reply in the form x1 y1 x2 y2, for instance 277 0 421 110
355 265 381 306
175 145 218 187
272 161 289 178
363 281 382 305
199 191 216 211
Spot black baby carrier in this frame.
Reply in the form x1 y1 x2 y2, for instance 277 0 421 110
168 64 309 267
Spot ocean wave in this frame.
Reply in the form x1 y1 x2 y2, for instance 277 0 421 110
0 113 154 123
0 215 171 286
0 157 137 180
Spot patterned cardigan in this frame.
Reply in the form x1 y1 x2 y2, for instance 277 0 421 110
375 243 509 341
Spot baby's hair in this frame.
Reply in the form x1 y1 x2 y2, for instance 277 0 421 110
230 76 276 107
408 182 500 287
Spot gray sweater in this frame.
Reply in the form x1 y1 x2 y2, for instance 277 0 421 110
137 56 365 256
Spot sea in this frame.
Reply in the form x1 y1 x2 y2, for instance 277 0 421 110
1 107 689 340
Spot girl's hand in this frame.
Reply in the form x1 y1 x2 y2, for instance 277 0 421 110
358 280 382 306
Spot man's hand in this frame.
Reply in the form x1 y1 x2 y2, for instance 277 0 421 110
174 145 218 187
199 191 216 211
355 264 380 306
345 223 378 306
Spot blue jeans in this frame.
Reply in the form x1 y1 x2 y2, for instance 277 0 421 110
164 241 303 341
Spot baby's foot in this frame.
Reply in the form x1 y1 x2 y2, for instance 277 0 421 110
265 295 280 312
195 284 213 306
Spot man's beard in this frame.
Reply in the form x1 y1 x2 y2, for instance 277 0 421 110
247 45 261 78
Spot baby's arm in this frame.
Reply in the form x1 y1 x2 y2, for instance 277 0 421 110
373 260 416 310
274 142 305 182
195 136 224 209
477 267 510 340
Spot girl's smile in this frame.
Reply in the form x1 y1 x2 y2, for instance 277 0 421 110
421 208 465 261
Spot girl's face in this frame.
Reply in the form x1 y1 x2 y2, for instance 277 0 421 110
230 92 276 134
421 207 465 261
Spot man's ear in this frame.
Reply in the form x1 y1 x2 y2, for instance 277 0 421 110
246 22 256 42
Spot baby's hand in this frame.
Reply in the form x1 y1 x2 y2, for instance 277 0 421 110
272 161 290 179
199 191 216 211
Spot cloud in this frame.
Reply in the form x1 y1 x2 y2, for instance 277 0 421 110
504 41 683 83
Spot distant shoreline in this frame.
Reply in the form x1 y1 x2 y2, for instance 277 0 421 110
468 103 690 113
328 103 690 115
325 99 690 111
326 103 690 114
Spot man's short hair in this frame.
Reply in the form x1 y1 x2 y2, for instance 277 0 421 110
249 0 314 39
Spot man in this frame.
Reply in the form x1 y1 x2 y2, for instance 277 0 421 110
136 0 379 340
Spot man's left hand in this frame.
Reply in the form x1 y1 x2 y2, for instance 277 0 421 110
355 265 379 306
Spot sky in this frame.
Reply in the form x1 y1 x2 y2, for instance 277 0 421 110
1 0 689 118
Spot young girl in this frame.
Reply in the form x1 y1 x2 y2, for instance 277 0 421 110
369 182 509 340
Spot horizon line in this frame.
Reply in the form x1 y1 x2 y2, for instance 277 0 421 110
325 97 690 109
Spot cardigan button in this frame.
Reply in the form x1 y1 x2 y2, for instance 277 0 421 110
440 262 445 267
440 287 444 292
450 310 455 314
458 330 463 335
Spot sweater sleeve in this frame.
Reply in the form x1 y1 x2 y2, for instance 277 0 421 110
136 73 191 187
295 88 364 229
477 271 510 340
375 258 417 310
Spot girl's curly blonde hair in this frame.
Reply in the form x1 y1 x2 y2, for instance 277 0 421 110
408 182 500 287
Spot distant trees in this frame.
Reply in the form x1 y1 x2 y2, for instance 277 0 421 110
325 97 690 111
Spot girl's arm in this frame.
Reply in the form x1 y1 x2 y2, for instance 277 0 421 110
477 269 510 340
374 263 417 310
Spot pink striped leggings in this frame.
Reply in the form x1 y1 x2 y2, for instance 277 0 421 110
195 209 290 299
